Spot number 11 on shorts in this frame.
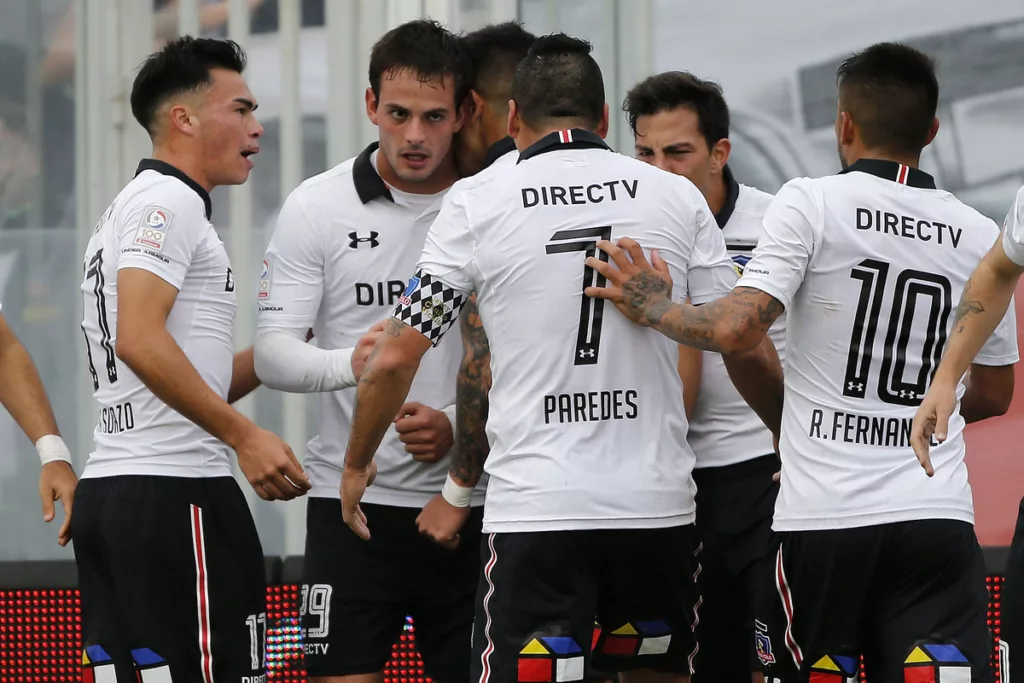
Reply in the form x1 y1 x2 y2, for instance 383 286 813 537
545 226 613 366
246 612 267 670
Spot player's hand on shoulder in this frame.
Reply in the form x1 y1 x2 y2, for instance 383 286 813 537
585 237 675 327
39 461 77 547
416 493 470 550
911 381 958 478
394 402 454 463
235 426 311 501
352 320 388 380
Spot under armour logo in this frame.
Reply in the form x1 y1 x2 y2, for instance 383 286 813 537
225 267 234 292
898 390 922 400
579 349 595 359
349 231 380 249
848 382 864 391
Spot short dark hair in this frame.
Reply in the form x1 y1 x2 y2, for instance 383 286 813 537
461 22 536 110
622 71 729 151
368 19 470 107
836 42 939 156
130 36 247 135
511 33 604 128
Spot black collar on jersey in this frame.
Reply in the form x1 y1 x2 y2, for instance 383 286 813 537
352 142 395 204
135 159 212 219
482 136 517 170
517 128 611 163
714 164 741 229
839 158 936 189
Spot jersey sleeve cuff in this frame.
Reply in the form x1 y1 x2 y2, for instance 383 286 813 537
117 255 186 290
1003 230 1024 268
734 275 791 311
971 350 1021 367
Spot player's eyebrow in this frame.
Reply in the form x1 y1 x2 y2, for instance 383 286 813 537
662 141 694 152
634 144 654 154
233 97 257 112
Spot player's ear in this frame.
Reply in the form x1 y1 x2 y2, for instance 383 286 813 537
469 90 485 122
837 110 856 148
595 103 610 139
508 99 521 139
168 103 195 137
924 116 940 147
365 87 379 125
710 137 732 173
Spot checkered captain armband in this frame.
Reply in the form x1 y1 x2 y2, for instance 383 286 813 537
393 270 468 346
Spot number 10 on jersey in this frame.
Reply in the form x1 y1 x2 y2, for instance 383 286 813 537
545 227 612 366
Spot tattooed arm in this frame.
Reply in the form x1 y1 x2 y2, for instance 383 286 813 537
451 294 492 487
912 237 1022 475
341 318 431 539
585 238 784 354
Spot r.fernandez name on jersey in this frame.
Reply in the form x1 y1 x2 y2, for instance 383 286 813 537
806 408 939 449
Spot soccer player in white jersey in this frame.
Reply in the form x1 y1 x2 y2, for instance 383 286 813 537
413 19 536 544
341 34 785 683
72 37 310 683
912 184 1024 679
624 71 784 683
253 20 482 683
589 43 1018 682
0 308 78 544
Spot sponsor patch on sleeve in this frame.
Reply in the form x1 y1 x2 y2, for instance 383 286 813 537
133 206 173 252
258 258 272 299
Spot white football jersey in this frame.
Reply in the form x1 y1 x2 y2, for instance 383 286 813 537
687 172 787 468
401 128 738 534
737 159 1019 531
80 160 236 478
1001 185 1024 266
257 144 480 506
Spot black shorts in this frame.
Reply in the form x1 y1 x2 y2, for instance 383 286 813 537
72 475 266 683
301 498 483 681
998 496 1024 679
691 453 779 682
756 519 992 683
470 525 702 683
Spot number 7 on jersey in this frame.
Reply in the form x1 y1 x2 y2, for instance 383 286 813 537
545 226 612 366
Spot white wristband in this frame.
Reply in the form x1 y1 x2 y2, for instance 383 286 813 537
36 434 71 466
441 472 474 508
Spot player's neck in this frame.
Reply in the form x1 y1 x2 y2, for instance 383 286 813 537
704 172 728 216
150 146 213 193
375 145 459 195
483 113 509 150
847 147 922 170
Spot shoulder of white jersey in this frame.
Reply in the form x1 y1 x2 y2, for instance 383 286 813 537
285 156 360 210
735 183 774 217
115 171 206 236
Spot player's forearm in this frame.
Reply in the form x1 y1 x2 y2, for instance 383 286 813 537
117 327 255 449
228 347 262 404
722 335 785 435
0 335 60 442
934 256 1020 388
253 327 356 393
344 346 421 470
650 288 776 354
451 298 491 486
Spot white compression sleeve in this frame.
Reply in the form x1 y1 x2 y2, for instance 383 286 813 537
253 327 357 393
